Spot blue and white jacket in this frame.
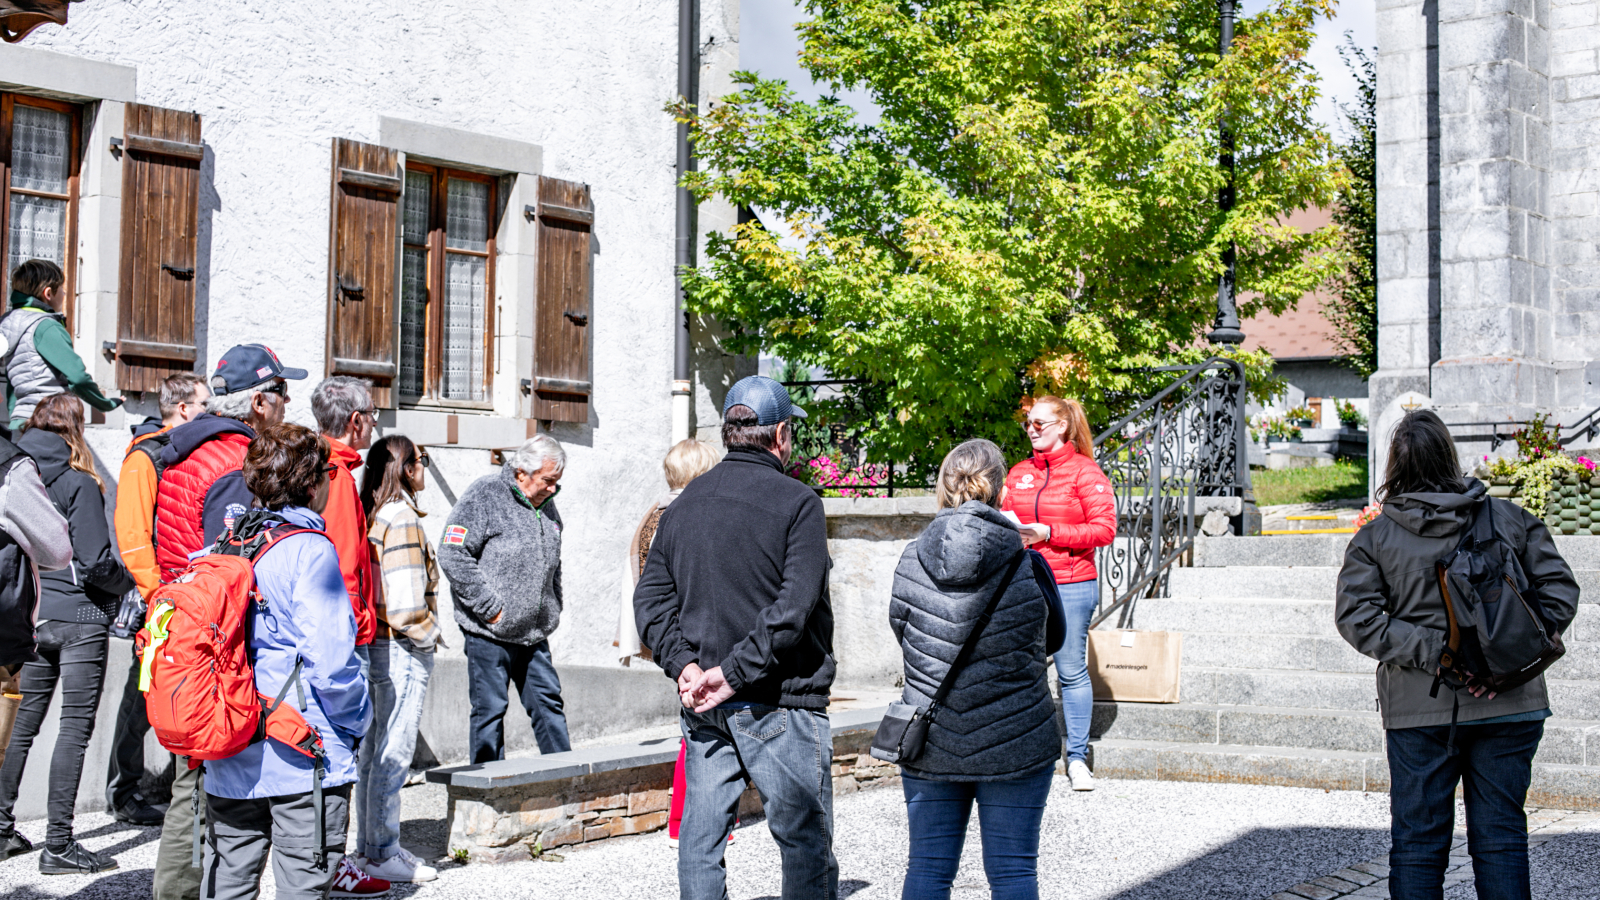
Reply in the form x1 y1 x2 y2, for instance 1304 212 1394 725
204 506 372 799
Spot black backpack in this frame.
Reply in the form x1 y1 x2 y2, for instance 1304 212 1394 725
1431 496 1565 750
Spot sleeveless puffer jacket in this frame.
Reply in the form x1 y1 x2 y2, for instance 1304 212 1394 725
1001 442 1116 584
0 308 66 424
890 501 1061 781
154 416 255 582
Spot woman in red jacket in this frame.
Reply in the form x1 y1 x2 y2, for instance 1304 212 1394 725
1001 395 1117 791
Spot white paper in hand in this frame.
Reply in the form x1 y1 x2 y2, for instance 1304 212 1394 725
1001 510 1024 528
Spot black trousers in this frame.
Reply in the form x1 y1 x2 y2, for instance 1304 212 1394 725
106 646 156 809
463 633 570 762
0 621 110 845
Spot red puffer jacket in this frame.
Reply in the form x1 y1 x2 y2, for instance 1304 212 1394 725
1001 442 1117 584
155 416 256 583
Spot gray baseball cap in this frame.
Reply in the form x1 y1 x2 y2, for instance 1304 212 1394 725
723 375 808 425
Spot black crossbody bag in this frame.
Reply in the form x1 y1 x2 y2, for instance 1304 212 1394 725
871 549 1026 765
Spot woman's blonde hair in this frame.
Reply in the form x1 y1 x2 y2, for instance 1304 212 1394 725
663 439 720 490
935 439 1008 510
1032 395 1094 457
25 393 103 491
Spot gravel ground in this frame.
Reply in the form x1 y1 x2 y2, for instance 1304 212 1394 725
0 777 1400 899
1443 814 1600 900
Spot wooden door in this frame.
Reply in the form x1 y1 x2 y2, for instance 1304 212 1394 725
326 138 402 407
116 103 202 393
531 176 593 422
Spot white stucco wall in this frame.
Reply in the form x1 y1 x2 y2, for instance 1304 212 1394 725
23 0 738 668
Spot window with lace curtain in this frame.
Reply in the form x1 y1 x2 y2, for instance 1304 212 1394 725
1 95 79 321
398 164 496 405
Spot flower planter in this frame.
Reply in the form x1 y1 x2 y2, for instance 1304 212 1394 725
1491 474 1600 536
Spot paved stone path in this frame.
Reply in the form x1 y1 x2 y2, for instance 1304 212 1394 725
0 778 1594 899
1265 808 1600 900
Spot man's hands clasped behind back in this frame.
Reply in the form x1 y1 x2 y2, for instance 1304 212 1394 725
677 662 737 713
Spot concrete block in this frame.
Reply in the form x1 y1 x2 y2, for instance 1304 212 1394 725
1534 721 1590 764
1553 536 1600 567
1091 702 1218 744
1134 599 1338 637
379 115 542 176
1217 708 1386 753
1166 566 1339 600
1201 669 1379 712
1193 535 1349 567
1155 743 1371 792
1529 763 1600 809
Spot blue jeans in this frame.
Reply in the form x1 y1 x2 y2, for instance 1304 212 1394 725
901 768 1054 900
1051 579 1097 762
679 705 837 900
463 634 570 762
355 639 434 860
1386 720 1543 900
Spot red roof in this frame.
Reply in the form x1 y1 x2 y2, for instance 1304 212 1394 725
1238 207 1342 360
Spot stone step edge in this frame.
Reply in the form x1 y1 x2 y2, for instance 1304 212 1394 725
1089 738 1600 807
1090 701 1600 730
1181 666 1599 688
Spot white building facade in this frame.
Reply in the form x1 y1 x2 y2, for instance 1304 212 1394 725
0 0 746 815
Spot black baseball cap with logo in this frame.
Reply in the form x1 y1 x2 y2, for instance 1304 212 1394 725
723 375 808 425
210 344 308 395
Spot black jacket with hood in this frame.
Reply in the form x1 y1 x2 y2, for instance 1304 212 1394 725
16 428 135 624
633 448 835 709
1336 478 1580 729
890 501 1060 781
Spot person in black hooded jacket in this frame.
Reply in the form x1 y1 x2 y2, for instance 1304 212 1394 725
0 393 134 875
1337 410 1578 900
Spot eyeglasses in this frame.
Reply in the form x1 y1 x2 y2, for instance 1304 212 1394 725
324 463 339 479
413 451 431 469
1024 418 1062 431
357 407 378 421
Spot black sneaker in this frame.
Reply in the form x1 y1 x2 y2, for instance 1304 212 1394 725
1 830 32 861
38 840 117 875
112 800 165 826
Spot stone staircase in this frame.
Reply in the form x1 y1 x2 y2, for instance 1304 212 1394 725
1088 534 1600 808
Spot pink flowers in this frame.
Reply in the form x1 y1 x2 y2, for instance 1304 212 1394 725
1353 504 1381 531
787 454 888 498
1580 457 1597 471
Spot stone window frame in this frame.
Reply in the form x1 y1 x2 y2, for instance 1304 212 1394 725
0 91 83 322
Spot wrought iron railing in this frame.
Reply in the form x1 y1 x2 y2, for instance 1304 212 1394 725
1090 357 1252 628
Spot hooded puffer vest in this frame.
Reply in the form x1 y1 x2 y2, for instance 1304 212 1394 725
0 437 39 668
0 308 66 424
155 432 252 582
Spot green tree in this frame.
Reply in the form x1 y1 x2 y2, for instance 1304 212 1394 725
681 0 1346 475
1323 34 1377 377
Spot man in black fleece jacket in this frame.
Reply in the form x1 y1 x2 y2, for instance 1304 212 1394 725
634 375 837 900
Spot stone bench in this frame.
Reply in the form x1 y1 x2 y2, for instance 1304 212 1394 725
428 707 894 862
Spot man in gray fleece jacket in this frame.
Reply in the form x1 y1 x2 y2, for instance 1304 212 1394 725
438 435 570 761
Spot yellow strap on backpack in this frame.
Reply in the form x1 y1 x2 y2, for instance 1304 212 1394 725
138 602 176 692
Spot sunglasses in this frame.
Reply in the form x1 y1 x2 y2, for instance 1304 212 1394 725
259 380 289 399
413 451 431 469
1024 418 1061 431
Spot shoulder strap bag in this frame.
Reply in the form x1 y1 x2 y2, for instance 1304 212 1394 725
871 549 1026 765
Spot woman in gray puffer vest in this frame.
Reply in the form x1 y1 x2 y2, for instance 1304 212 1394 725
889 438 1059 900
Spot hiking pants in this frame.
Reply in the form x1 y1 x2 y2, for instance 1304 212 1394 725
201 784 351 900
155 761 204 900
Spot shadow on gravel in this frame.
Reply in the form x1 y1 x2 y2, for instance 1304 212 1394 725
1444 829 1600 900
1103 825 1388 900
752 877 870 900
3 868 155 900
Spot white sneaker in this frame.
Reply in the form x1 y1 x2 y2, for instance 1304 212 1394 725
361 848 438 884
1068 759 1095 791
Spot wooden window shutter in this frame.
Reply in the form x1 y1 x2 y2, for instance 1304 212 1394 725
531 176 593 422
116 104 202 392
326 138 402 407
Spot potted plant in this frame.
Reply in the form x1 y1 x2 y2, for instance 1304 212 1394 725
1285 405 1316 429
1336 399 1367 432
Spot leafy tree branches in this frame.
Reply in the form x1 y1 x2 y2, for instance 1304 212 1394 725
680 0 1347 471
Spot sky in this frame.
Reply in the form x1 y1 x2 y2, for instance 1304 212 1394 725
737 0 1378 137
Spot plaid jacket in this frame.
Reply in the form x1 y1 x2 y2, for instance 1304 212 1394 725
368 497 442 649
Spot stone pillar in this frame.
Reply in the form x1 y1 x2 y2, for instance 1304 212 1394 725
1371 0 1441 490
1429 0 1555 454
1548 0 1600 423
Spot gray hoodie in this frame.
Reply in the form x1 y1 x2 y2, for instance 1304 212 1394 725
438 464 563 646
1336 478 1579 729
890 501 1060 781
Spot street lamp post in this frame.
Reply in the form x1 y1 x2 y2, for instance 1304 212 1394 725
1207 0 1245 346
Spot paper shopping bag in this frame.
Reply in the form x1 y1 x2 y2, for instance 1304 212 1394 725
1086 629 1182 703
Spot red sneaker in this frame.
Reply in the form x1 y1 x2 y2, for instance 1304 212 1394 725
331 855 392 898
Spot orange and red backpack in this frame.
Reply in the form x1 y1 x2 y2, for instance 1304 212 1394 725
136 510 329 763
